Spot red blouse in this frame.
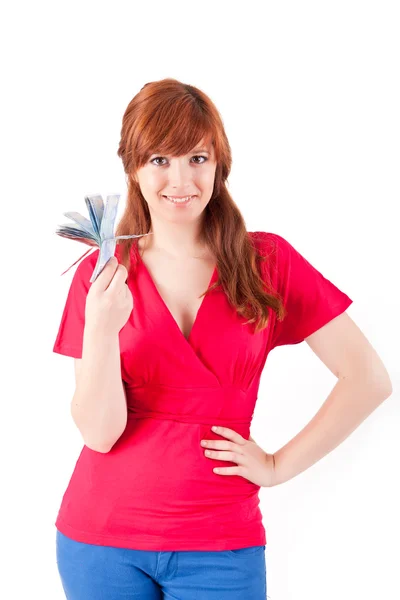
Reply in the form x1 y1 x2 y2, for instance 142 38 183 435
52 231 353 551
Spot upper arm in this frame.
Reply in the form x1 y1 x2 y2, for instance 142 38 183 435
263 232 354 349
53 250 98 359
305 311 392 393
74 358 83 386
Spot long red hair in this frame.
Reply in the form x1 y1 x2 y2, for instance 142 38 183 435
116 78 285 334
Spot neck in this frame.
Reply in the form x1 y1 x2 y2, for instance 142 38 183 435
141 217 209 259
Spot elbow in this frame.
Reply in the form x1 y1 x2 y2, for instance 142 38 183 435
359 376 392 400
342 365 393 400
85 441 113 454
382 379 393 399
71 406 127 454
83 422 127 453
84 435 120 453
371 371 393 399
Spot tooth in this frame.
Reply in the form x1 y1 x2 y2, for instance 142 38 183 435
167 195 191 203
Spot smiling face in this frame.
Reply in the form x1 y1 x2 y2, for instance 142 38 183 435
133 138 217 224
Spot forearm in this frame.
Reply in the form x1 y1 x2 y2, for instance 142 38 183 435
273 377 391 486
71 326 127 452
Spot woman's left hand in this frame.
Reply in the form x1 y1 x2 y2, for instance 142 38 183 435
201 426 277 488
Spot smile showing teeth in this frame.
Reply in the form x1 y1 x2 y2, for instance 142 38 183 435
163 195 194 204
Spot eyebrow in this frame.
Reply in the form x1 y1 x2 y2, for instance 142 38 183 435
149 147 210 156
192 148 209 153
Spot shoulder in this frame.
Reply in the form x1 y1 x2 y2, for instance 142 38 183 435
248 230 290 260
247 231 307 292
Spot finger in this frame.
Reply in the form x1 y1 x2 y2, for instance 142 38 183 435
92 256 119 291
202 440 239 452
213 466 245 476
201 440 233 450
212 426 246 445
106 263 129 293
204 450 246 463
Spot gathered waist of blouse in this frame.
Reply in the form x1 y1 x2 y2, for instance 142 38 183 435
124 383 257 427
127 407 251 427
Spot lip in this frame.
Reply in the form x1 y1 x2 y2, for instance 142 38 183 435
162 194 196 206
162 195 197 199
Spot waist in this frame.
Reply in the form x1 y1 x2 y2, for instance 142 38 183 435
59 418 263 547
127 407 251 426
125 384 256 426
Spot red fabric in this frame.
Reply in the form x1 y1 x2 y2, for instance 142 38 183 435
53 231 353 551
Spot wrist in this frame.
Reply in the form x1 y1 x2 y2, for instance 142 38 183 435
272 449 295 486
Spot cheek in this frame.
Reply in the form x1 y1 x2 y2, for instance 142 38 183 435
147 172 163 187
197 168 216 188
137 168 164 189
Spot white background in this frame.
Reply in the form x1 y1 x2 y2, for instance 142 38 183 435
1 1 399 599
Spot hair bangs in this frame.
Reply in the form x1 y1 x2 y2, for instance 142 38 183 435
136 101 216 167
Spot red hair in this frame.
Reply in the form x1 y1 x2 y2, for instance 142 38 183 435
116 78 285 333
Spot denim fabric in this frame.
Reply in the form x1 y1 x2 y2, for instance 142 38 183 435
56 529 267 599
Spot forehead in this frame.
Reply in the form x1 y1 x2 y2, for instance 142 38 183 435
195 136 213 151
149 136 214 157
192 142 212 153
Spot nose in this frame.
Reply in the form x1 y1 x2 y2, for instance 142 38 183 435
167 157 194 187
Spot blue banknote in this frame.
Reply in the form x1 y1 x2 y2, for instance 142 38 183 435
56 193 152 282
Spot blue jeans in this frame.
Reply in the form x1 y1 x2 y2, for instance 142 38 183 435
56 530 267 599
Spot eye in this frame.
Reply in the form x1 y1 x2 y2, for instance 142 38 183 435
193 154 208 165
150 155 208 166
150 156 167 166
192 155 208 164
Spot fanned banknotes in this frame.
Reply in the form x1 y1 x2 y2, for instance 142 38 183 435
56 193 152 282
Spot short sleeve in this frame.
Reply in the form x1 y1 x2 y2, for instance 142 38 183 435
52 249 99 358
266 233 353 348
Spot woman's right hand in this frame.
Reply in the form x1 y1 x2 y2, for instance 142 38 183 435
85 256 134 335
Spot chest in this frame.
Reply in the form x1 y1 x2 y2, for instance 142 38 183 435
139 253 217 341
120 244 274 393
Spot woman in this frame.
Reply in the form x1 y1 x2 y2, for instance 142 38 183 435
53 78 392 599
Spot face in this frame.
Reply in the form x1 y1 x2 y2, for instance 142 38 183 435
132 138 217 223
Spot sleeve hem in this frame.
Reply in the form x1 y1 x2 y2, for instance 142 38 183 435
53 343 82 359
296 297 353 344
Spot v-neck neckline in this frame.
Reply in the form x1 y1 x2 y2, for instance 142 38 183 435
134 244 218 346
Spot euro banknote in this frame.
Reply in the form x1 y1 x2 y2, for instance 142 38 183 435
56 193 152 282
